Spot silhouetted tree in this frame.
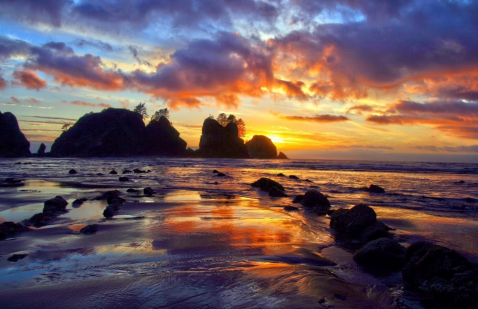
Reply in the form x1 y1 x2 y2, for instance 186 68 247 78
150 108 170 123
133 102 148 120
217 113 228 127
236 118 246 138
61 123 72 132
212 113 246 138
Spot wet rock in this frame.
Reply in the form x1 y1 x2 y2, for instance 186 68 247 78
144 187 155 195
7 254 28 262
277 173 285 177
37 143 46 155
245 135 277 159
217 173 226 177
103 206 115 218
458 180 465 184
330 204 391 243
300 190 330 210
79 224 99 235
284 206 299 211
251 178 284 192
96 190 121 200
119 176 129 182
403 241 478 308
24 213 51 227
0 178 24 187
465 197 477 203
122 169 132 174
353 238 406 271
212 170 219 173
109 170 118 175
292 195 304 203
15 162 21 164
0 222 31 240
127 188 139 193
68 169 77 174
108 196 125 210
0 111 31 157
133 168 148 173
269 187 288 197
305 179 312 182
277 151 288 159
72 198 87 208
96 173 104 176
289 175 299 180
43 196 68 215
366 184 385 193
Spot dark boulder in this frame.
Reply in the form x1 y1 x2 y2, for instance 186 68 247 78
284 206 299 211
143 116 187 156
69 169 78 174
353 238 406 271
277 173 285 177
300 190 330 210
367 184 385 193
251 178 284 192
43 196 68 215
109 170 118 175
123 169 132 174
36 143 46 155
213 170 219 173
0 111 31 157
24 213 51 227
292 195 304 203
269 187 288 197
330 204 391 243
277 151 288 159
144 187 155 195
217 172 226 177
289 175 299 180
72 198 87 208
96 190 121 200
402 241 478 308
245 135 277 159
103 206 115 218
196 118 249 158
127 188 139 193
0 222 30 240
0 178 24 187
119 177 129 182
80 224 99 235
7 254 28 262
133 168 148 173
50 108 146 157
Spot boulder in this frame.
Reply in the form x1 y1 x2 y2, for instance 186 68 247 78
245 135 277 159
103 206 115 218
353 238 406 271
269 187 288 197
79 224 99 235
0 178 24 187
36 143 46 155
217 173 226 177
213 170 219 173
284 206 299 211
289 175 299 180
367 184 385 193
109 170 118 175
402 241 478 308
300 190 330 210
72 198 87 208
119 177 129 182
24 213 51 227
277 151 288 159
196 118 249 158
133 168 148 173
127 188 139 193
251 178 284 192
143 116 187 156
69 169 78 174
144 187 155 195
277 173 285 177
43 196 68 215
0 111 31 157
0 222 30 240
292 195 304 203
123 169 132 174
96 190 121 200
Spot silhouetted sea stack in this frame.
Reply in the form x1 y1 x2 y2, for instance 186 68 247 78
196 118 248 158
246 135 277 159
50 108 187 157
0 111 31 157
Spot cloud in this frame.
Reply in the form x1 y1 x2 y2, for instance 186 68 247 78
22 115 76 121
61 100 112 108
0 75 6 90
128 45 152 67
276 113 349 123
10 96 20 103
12 70 47 90
415 145 478 153
73 39 113 52
274 79 308 101
1 0 71 27
346 104 376 115
25 97 40 104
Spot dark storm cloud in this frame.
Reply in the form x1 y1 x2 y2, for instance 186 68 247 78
73 39 114 52
0 0 72 27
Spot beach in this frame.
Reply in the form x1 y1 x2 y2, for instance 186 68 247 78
1 158 478 308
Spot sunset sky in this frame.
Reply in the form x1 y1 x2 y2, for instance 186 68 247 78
1 0 478 162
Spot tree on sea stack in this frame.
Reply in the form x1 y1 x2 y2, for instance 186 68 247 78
215 113 246 138
150 108 170 123
133 102 148 120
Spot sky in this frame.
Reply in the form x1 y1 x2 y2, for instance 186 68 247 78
1 0 478 162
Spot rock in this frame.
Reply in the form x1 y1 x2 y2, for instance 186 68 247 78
103 206 115 218
245 135 277 159
289 175 299 180
269 187 288 197
127 188 139 193
72 198 87 208
0 222 30 240
300 190 330 210
108 196 125 210
284 206 299 211
213 170 219 173
143 115 187 156
0 178 24 187
96 190 121 200
196 118 249 158
119 177 129 182
133 168 147 173
7 254 28 262
353 238 406 271
367 184 385 193
465 197 477 203
122 169 132 174
458 180 465 184
144 187 155 195
79 224 99 235
277 173 285 177
0 111 31 157
402 241 478 308
292 195 304 203
109 170 118 175
217 173 226 177
277 151 288 159
43 196 68 215
251 178 284 192
24 213 51 227
330 204 392 242
305 179 312 182
69 169 78 174
36 143 46 155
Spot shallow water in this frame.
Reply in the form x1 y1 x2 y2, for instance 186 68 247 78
0 157 477 308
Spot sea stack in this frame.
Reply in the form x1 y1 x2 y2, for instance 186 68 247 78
0 111 31 157
245 135 277 159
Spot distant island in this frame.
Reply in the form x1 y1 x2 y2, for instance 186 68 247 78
0 106 288 159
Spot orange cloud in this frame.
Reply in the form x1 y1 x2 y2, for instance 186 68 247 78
61 100 111 108
12 70 47 90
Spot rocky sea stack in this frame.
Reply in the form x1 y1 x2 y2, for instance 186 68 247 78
0 111 31 157
246 135 277 159
50 108 187 157
196 118 249 158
